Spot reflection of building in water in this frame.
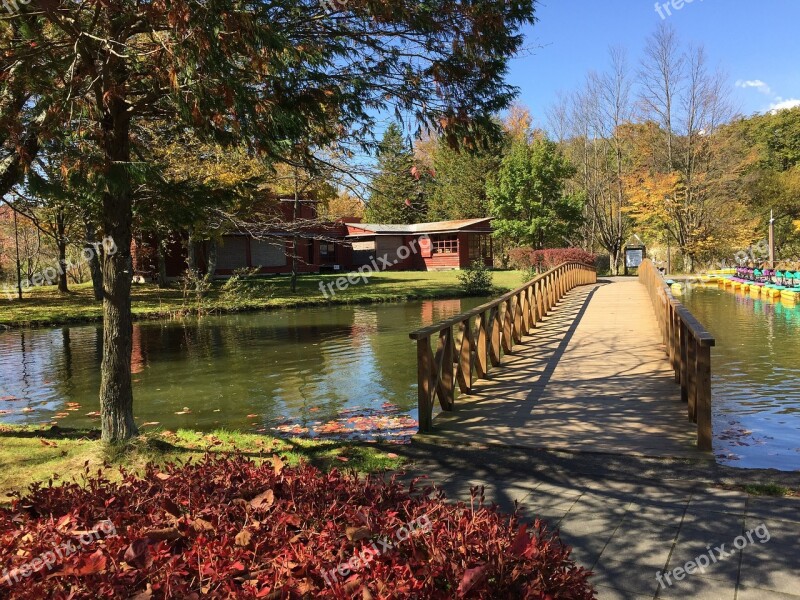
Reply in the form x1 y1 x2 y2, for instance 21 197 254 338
420 298 464 325
350 306 379 338
131 325 145 374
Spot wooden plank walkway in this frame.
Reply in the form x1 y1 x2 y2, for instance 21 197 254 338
421 278 703 458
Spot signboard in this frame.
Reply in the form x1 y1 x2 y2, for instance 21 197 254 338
418 236 432 258
625 247 644 269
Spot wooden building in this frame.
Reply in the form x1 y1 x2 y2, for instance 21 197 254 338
344 218 493 271
132 212 493 280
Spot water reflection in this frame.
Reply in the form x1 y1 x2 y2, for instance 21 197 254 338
681 285 800 470
0 298 483 442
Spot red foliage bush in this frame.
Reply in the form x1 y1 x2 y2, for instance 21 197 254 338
0 456 595 599
508 248 597 273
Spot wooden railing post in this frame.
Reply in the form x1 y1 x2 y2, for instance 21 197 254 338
687 336 698 422
502 299 514 353
438 328 455 410
513 294 523 344
475 312 488 378
696 344 712 450
456 319 472 394
679 321 688 404
489 306 501 367
417 338 433 432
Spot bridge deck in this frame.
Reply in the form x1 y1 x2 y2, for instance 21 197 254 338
423 278 702 458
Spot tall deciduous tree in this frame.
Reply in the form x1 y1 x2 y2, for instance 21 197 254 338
2 0 535 440
488 135 583 249
637 23 734 271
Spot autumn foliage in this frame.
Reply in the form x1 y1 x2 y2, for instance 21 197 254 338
0 455 595 599
509 247 597 274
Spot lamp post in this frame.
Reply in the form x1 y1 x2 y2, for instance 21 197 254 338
768 210 775 269
666 228 671 276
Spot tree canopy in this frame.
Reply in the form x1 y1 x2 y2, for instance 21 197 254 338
1 0 536 441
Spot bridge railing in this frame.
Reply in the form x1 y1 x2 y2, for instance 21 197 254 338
409 262 597 432
639 259 715 450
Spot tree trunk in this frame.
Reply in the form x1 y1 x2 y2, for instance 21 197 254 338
56 210 68 293
684 253 694 274
57 239 68 292
98 79 137 443
206 238 218 279
85 221 104 301
156 239 168 288
187 232 196 273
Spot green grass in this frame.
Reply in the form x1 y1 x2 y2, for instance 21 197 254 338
0 270 527 327
742 483 792 497
0 425 404 505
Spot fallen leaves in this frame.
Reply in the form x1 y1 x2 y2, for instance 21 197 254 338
143 527 183 541
345 526 371 542
234 528 253 547
62 549 107 576
270 405 417 444
249 489 274 511
0 455 594 599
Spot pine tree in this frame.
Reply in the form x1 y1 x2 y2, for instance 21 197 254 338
427 139 502 221
366 125 423 224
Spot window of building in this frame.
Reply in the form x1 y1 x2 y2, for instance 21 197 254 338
320 242 336 261
432 235 458 254
467 234 492 261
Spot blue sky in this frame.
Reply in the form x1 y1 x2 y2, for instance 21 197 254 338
508 0 800 126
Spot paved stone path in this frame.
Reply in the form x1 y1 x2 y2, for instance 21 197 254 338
394 444 800 599
399 278 800 598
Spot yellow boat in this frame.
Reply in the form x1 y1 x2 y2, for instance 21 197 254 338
780 288 800 303
765 286 783 299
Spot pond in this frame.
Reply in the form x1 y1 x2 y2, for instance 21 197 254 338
680 284 800 470
0 298 485 444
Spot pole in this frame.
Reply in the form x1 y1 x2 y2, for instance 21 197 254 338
768 210 775 269
667 231 671 275
13 208 22 299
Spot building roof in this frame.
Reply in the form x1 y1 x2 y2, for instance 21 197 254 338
346 218 491 237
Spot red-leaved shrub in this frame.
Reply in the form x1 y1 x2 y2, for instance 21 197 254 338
0 456 595 599
508 248 597 273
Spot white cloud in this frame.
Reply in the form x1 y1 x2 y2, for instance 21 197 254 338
769 98 800 113
735 79 772 95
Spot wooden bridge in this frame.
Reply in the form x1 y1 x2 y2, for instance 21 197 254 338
409 260 715 457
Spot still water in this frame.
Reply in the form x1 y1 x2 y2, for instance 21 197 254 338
680 285 800 470
0 298 483 443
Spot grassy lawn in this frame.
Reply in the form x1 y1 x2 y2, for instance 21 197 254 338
0 270 527 327
0 425 404 505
